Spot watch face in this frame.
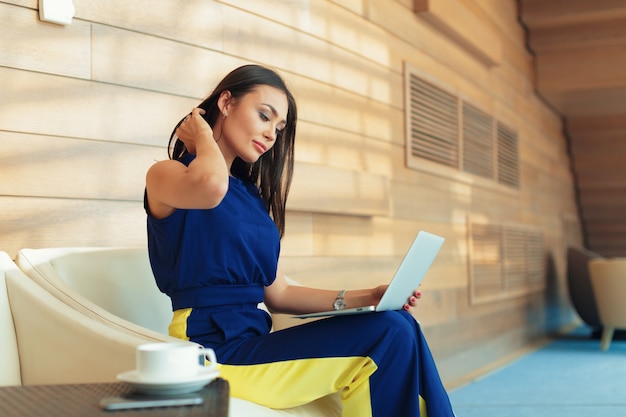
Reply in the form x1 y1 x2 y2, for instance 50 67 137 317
334 298 346 310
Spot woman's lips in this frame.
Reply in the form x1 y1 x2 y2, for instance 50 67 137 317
252 140 266 153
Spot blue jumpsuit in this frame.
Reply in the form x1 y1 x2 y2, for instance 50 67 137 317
145 156 455 417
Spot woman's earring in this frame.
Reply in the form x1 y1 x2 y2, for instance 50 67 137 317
223 112 227 119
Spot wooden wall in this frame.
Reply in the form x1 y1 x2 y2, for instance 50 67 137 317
1 0 582 388
519 0 626 258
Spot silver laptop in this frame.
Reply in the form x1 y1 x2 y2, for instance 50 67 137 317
294 231 445 319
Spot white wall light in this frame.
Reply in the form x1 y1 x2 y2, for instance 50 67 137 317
39 0 75 26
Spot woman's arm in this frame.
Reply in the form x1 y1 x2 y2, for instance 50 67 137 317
145 108 229 219
264 265 420 315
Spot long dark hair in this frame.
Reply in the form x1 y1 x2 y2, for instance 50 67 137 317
167 65 297 238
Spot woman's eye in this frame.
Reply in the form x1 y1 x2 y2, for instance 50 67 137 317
259 112 270 121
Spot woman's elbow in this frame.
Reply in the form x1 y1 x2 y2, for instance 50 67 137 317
195 173 229 208
263 297 284 315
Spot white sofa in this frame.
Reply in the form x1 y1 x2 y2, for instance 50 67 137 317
0 252 24 386
15 247 341 416
1 251 147 386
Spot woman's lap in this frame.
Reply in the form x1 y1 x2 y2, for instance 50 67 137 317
215 310 417 364
209 311 453 416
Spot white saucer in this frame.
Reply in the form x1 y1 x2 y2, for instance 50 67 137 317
117 367 220 395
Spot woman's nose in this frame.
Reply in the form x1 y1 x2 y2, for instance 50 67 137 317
265 126 277 142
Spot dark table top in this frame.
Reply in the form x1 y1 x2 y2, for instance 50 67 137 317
0 378 229 417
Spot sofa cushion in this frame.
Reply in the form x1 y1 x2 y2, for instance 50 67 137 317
231 394 341 417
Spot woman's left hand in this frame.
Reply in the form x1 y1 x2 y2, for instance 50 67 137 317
372 285 421 312
403 289 422 312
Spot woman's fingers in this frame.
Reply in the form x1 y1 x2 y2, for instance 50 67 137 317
404 289 423 311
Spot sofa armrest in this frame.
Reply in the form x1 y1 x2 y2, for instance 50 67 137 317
0 252 22 386
5 258 148 385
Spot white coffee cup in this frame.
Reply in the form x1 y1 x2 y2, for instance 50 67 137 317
136 341 217 381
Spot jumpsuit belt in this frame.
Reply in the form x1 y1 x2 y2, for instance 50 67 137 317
170 283 265 310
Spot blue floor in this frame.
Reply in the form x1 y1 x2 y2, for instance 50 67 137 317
448 327 626 417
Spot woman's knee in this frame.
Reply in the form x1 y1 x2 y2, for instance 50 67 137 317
375 311 419 341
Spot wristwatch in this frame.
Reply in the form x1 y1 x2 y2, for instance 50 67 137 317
333 290 346 311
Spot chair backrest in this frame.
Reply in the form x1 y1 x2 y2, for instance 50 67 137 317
16 247 173 338
566 246 603 328
0 252 22 386
588 258 626 328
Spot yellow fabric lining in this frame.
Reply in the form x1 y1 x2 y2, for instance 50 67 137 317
169 308 192 341
169 308 428 416
220 356 376 417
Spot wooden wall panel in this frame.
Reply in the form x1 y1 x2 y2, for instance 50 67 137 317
289 75 404 143
289 162 390 216
279 254 465 290
0 197 147 257
0 67 195 146
0 132 162 201
431 301 547 384
91 24 243 98
282 211 314 257
221 1 406 108
521 0 626 28
225 0 398 70
520 1 626 259
75 0 224 51
296 122 395 177
537 44 626 91
0 0 582 389
414 0 503 66
567 115 626 255
369 0 494 93
3 0 35 8
0 3 90 78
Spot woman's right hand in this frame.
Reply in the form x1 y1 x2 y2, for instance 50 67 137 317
176 108 213 154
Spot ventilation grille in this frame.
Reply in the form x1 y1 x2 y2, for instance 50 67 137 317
405 64 519 189
468 221 545 304
407 74 459 168
468 223 503 299
462 103 494 179
497 122 520 188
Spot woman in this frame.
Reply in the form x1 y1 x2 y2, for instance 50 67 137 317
144 64 455 417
